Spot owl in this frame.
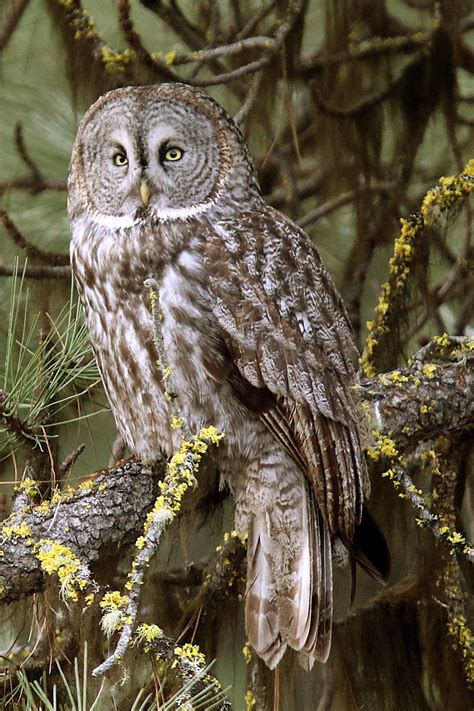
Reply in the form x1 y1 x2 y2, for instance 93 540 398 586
68 83 389 670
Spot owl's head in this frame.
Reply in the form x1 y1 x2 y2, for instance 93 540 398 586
69 83 261 226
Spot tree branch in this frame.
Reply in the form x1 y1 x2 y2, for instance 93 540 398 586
0 339 471 605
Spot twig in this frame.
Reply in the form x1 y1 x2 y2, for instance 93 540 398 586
122 0 304 87
14 122 43 183
92 277 224 677
429 442 474 688
92 427 224 677
311 64 414 117
108 434 127 467
236 1 278 41
297 183 394 228
58 444 86 478
368 447 473 564
0 390 36 450
143 276 189 436
234 70 265 128
144 0 205 52
134 629 231 710
117 0 178 81
300 31 430 76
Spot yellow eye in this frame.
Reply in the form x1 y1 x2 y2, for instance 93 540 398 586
164 147 183 161
113 152 128 166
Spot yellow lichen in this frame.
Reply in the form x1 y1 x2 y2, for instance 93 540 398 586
173 643 205 668
422 363 437 379
136 623 163 642
242 642 252 664
433 333 451 349
99 590 127 611
245 689 257 711
14 477 40 497
100 47 135 73
388 370 409 384
34 539 89 602
367 434 398 461
135 623 164 652
2 520 32 541
447 615 474 686
78 479 95 491
171 415 184 429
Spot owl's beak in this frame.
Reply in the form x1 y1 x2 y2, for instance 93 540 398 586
140 181 151 207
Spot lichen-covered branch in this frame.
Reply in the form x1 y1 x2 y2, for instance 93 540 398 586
91 427 224 677
360 336 473 448
0 460 158 604
360 160 474 377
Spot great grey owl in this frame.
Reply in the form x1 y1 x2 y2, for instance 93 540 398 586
68 83 389 670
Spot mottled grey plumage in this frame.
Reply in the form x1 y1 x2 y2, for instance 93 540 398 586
68 83 385 670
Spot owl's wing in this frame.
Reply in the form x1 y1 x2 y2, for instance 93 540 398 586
204 206 369 540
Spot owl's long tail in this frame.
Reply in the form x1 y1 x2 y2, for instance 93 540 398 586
245 475 333 670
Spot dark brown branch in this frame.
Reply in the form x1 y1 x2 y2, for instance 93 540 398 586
118 0 178 81
297 183 395 229
134 0 304 87
299 32 430 77
0 176 67 196
58 444 86 478
0 209 70 266
14 122 43 182
0 340 471 604
0 390 36 450
0 264 71 279
0 0 30 52
140 0 206 52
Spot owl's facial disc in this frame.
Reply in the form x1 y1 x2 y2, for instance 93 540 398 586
76 93 228 222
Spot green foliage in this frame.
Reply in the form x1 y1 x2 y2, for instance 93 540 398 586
6 642 229 710
0 263 101 457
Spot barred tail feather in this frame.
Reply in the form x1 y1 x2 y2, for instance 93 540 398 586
245 512 287 669
245 480 333 670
